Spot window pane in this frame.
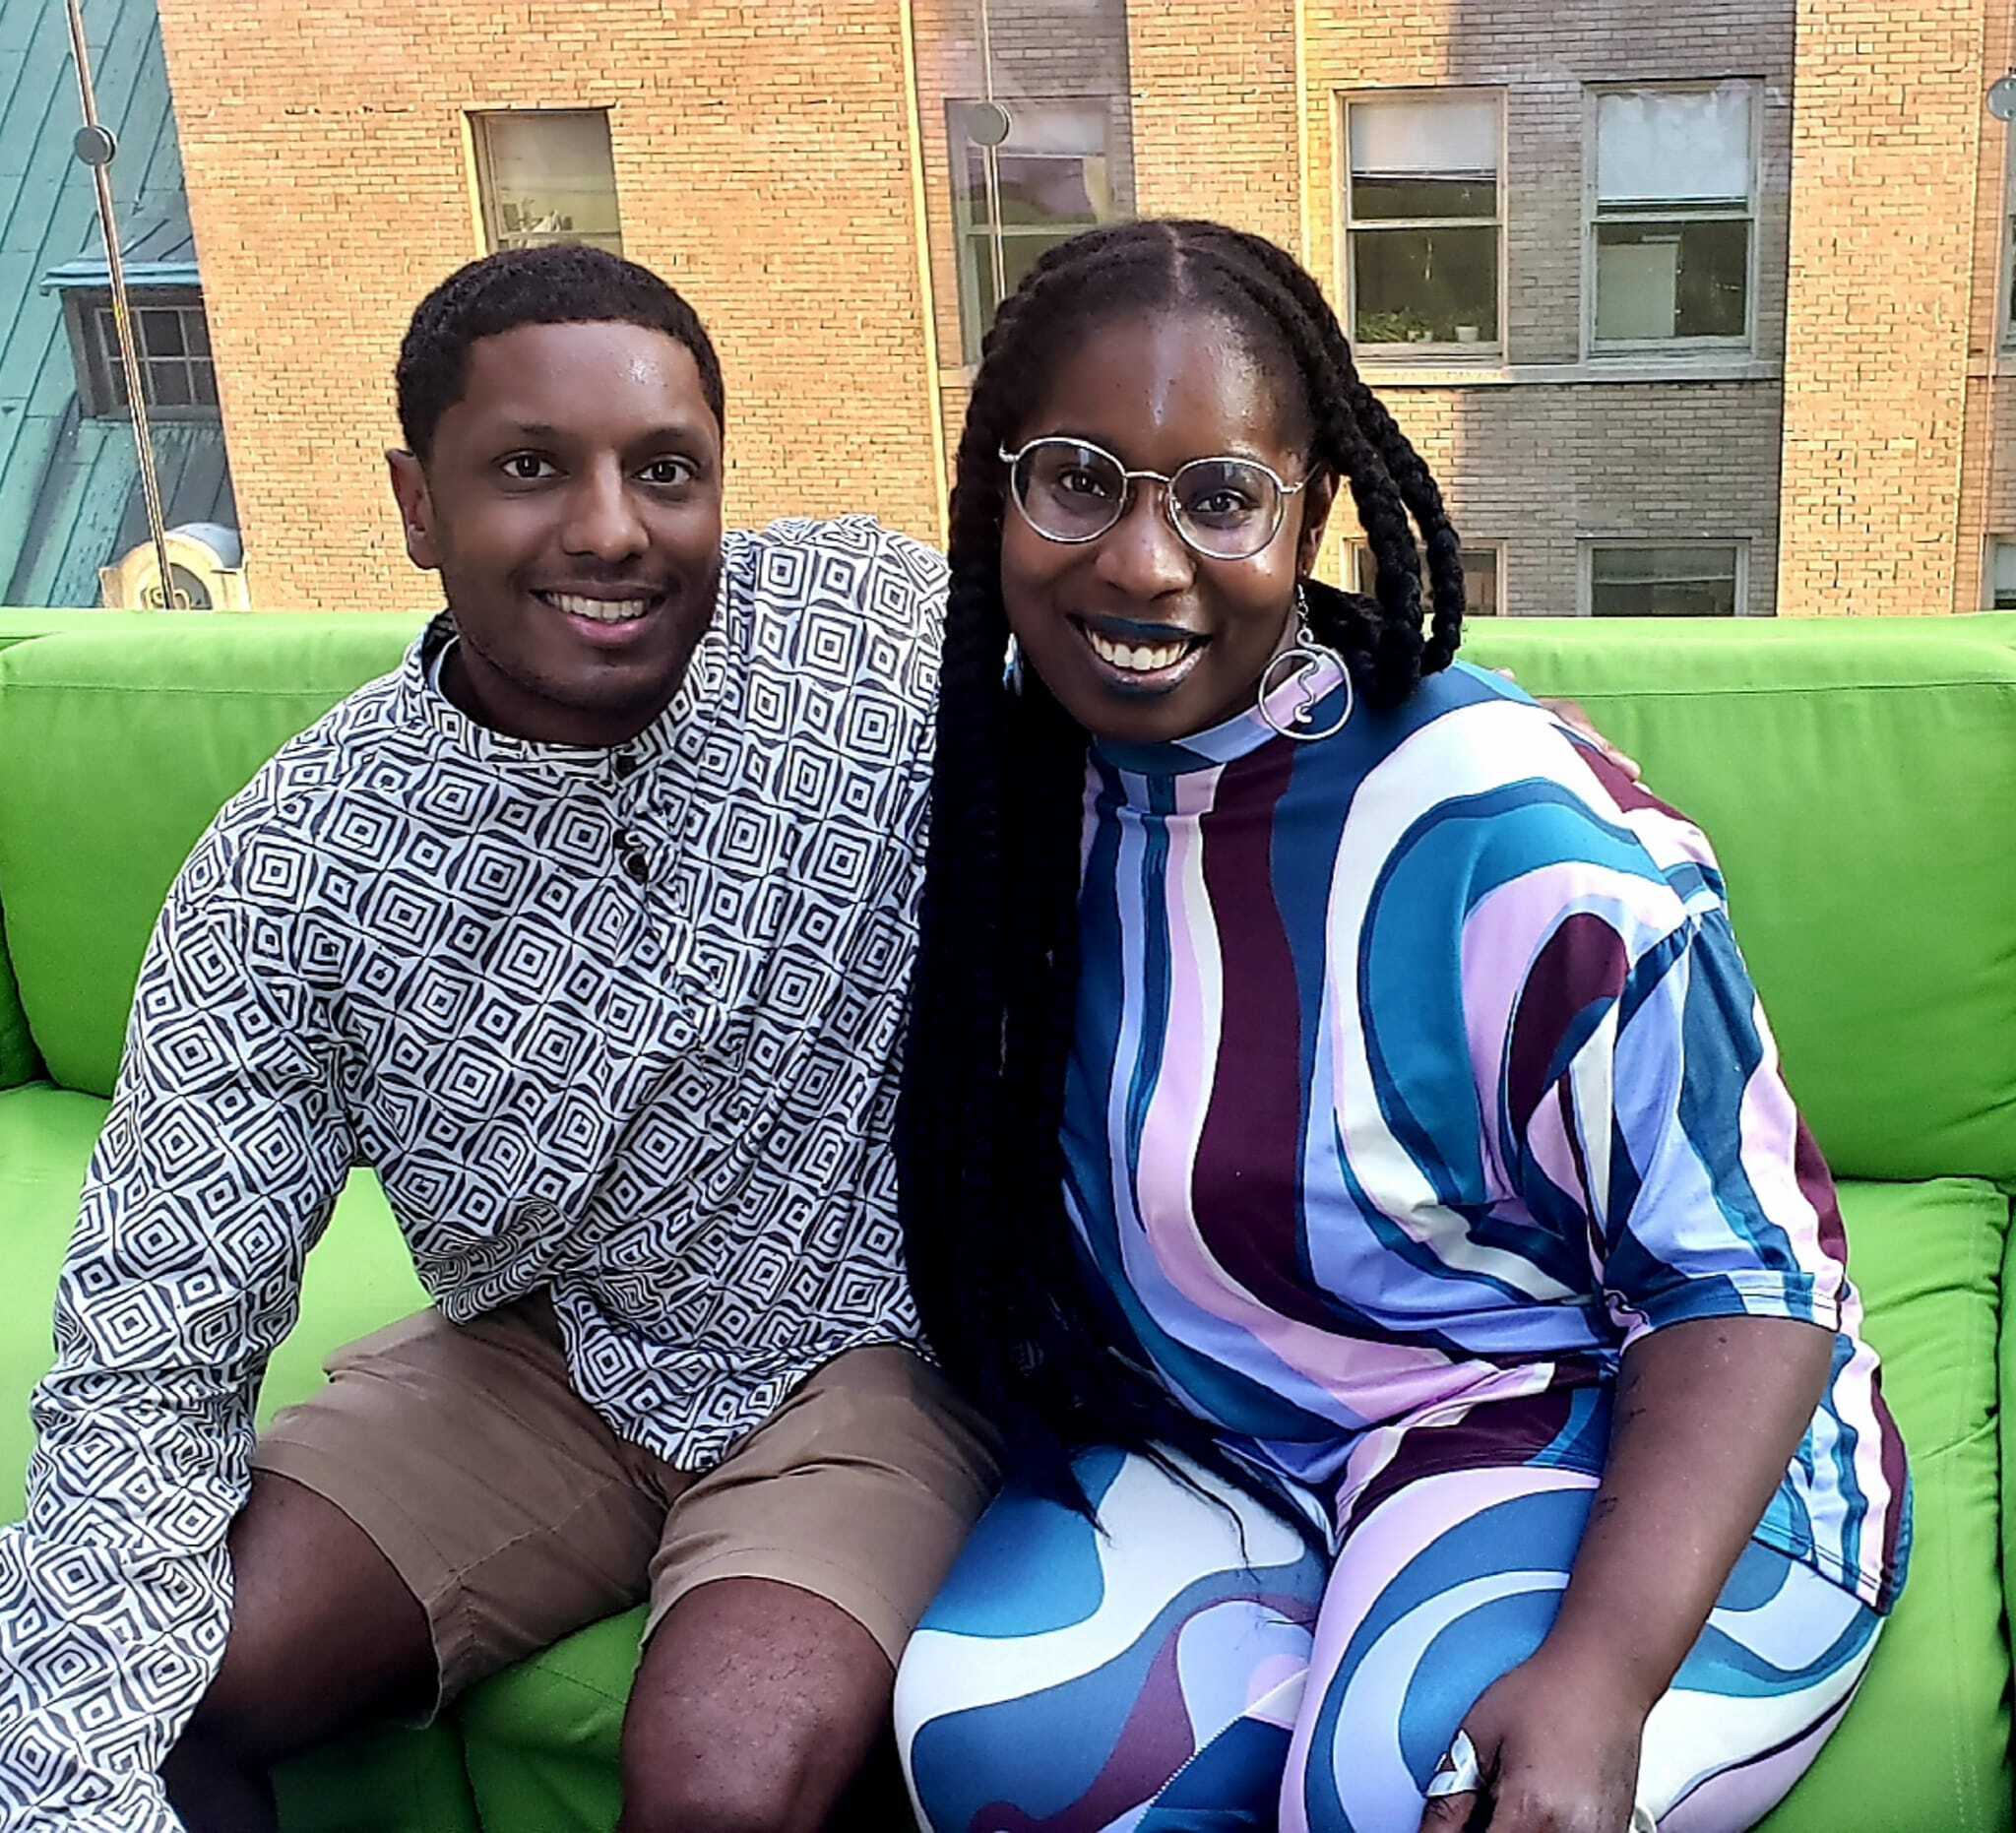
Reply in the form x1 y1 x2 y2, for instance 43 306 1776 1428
1592 545 1737 616
192 361 219 408
140 309 184 357
185 308 212 357
149 361 191 409
1350 95 1498 180
968 227 1082 331
995 153 1104 229
1597 86 1750 207
1352 175 1495 221
950 98 1117 361
476 111 622 254
1992 540 2016 608
1595 219 1747 342
1353 225 1497 344
1463 549 1498 615
1354 544 1498 614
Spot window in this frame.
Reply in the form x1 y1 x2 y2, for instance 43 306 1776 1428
2004 130 2016 347
1987 539 2016 608
1589 84 1755 349
1344 93 1501 352
1587 543 1744 616
949 99 1115 364
1353 541 1502 616
472 110 622 256
71 289 218 417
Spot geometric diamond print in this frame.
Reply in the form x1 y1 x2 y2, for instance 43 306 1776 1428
0 516 948 1825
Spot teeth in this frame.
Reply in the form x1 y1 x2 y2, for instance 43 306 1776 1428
1088 629 1191 672
548 592 651 623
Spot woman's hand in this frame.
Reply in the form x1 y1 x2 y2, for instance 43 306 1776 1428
1419 1643 1650 1833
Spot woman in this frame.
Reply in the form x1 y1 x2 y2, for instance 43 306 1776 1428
893 219 1907 1833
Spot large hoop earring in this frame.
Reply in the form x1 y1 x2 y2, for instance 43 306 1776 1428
1257 584 1354 742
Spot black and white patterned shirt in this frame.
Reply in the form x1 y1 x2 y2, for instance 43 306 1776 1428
0 517 947 1830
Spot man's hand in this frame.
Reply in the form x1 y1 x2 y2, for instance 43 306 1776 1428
1418 1644 1650 1833
1494 668 1641 783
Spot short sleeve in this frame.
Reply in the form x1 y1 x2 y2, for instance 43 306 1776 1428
1508 895 1850 1351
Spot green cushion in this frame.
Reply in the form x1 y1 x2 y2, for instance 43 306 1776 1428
2002 1220 2016 1719
1758 1178 2011 1832
0 1081 432 1521
450 1182 2012 1831
458 1609 645 1833
0 1077 466 1828
1465 617 2016 1184
0 615 424 1096
273 1723 481 1833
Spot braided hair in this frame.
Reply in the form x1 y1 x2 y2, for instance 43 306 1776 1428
899 219 1465 1529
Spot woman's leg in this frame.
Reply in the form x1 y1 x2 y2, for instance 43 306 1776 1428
896 1447 1329 1832
1282 1467 1881 1833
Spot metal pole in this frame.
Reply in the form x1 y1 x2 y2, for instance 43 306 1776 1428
976 0 1006 310
64 0 177 609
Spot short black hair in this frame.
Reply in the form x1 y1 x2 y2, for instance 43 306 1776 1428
394 243 725 460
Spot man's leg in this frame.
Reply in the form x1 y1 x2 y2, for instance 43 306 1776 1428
162 1472 434 1833
617 1346 1002 1833
164 1296 669 1827
618 1578 895 1833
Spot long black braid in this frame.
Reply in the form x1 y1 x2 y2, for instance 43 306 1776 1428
899 219 1466 1533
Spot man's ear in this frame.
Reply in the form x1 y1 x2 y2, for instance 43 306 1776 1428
1295 470 1339 580
386 449 440 571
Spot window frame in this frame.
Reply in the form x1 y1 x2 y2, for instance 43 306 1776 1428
1579 538 1753 618
469 108 624 258
1984 536 2016 609
2000 125 2016 352
1582 80 1761 359
1339 87 1508 362
946 96 1117 367
1351 538 1507 616
63 287 219 420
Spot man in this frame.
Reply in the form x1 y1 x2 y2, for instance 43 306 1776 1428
0 246 996 1832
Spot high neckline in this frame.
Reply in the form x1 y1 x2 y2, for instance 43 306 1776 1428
1091 651 1350 779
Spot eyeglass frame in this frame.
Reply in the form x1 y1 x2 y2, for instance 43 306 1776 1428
997 435 1314 562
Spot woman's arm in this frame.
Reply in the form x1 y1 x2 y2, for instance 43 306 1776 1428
1420 1314 1834 1833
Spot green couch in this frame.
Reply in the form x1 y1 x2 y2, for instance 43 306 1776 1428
0 607 2011 1831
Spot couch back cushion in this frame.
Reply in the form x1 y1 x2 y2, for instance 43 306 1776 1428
0 615 423 1097
1465 615 2016 1184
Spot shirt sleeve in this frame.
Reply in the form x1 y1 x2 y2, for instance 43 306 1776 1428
1504 876 1850 1352
0 854 351 1830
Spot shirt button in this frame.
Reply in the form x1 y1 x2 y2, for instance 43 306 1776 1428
613 752 640 780
623 852 650 884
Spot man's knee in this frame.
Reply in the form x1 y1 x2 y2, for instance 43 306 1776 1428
618 1751 817 1833
185 1471 434 1762
618 1578 897 1833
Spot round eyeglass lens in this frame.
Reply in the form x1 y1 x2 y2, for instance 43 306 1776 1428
1013 440 1128 541
1168 458 1284 559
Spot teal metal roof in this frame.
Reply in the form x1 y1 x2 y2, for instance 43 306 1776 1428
0 0 233 606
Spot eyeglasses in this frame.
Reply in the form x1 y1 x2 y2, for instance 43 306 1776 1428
999 436 1310 562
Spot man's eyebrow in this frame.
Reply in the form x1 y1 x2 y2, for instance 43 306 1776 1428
493 419 712 446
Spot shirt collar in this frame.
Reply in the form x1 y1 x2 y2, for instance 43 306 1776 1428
401 568 735 781
1091 649 1350 780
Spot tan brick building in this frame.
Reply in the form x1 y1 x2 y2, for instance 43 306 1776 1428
151 0 2016 616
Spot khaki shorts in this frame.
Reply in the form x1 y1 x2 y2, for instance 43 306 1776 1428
252 1295 1000 1715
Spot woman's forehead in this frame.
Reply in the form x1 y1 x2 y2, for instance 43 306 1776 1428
1016 307 1306 469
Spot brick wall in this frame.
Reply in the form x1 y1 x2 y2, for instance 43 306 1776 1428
1303 0 1795 613
157 0 941 612
1777 0 1988 615
157 0 2007 618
